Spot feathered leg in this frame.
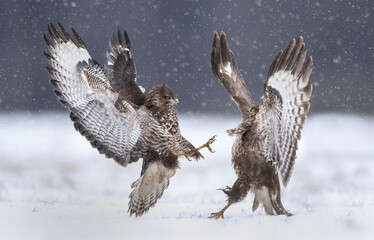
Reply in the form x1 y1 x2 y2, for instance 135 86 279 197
210 175 250 219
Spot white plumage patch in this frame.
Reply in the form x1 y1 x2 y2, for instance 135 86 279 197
223 62 233 76
50 41 91 73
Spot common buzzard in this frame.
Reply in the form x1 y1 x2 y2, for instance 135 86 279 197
209 32 313 218
44 22 216 217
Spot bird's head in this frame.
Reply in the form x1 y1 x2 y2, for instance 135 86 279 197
145 84 179 108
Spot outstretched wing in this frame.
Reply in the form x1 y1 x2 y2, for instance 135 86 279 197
254 36 313 186
211 32 255 120
44 22 143 166
105 29 145 106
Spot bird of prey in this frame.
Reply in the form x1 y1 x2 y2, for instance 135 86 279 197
44 22 216 217
209 32 313 218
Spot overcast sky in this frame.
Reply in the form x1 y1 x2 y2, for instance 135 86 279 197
1 0 373 115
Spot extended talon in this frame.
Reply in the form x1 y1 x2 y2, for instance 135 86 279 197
209 211 225 219
178 136 217 159
209 203 231 219
197 135 217 153
218 186 232 194
208 135 217 152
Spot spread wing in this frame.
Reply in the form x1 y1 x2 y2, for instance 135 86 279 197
44 22 143 166
254 36 313 186
211 32 255 120
105 29 145 106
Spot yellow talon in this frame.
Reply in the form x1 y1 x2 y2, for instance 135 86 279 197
209 211 225 219
209 203 231 220
197 135 217 153
177 135 217 159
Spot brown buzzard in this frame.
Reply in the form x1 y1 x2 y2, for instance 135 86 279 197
44 22 216 217
209 32 313 218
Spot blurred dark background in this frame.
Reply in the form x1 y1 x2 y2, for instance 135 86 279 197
0 0 373 115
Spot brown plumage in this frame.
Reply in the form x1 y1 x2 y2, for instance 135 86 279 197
210 32 313 219
44 22 211 217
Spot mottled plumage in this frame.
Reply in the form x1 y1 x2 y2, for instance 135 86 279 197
210 32 313 218
44 22 207 217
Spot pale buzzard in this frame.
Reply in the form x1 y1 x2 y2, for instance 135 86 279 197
44 22 216 217
209 32 313 218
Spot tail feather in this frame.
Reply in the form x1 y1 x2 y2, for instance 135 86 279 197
252 185 292 216
128 161 176 217
252 186 274 215
269 187 293 216
252 198 259 212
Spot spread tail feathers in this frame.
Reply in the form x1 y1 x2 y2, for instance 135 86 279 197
128 161 176 217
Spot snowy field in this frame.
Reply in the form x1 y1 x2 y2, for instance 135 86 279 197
0 112 373 240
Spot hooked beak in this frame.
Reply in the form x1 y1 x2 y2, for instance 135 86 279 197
169 98 179 105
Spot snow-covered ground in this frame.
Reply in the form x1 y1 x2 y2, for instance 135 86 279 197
0 112 373 240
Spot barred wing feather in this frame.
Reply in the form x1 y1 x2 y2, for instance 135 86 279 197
255 37 313 186
44 22 142 166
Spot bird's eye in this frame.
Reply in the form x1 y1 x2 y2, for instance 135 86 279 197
165 96 171 100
